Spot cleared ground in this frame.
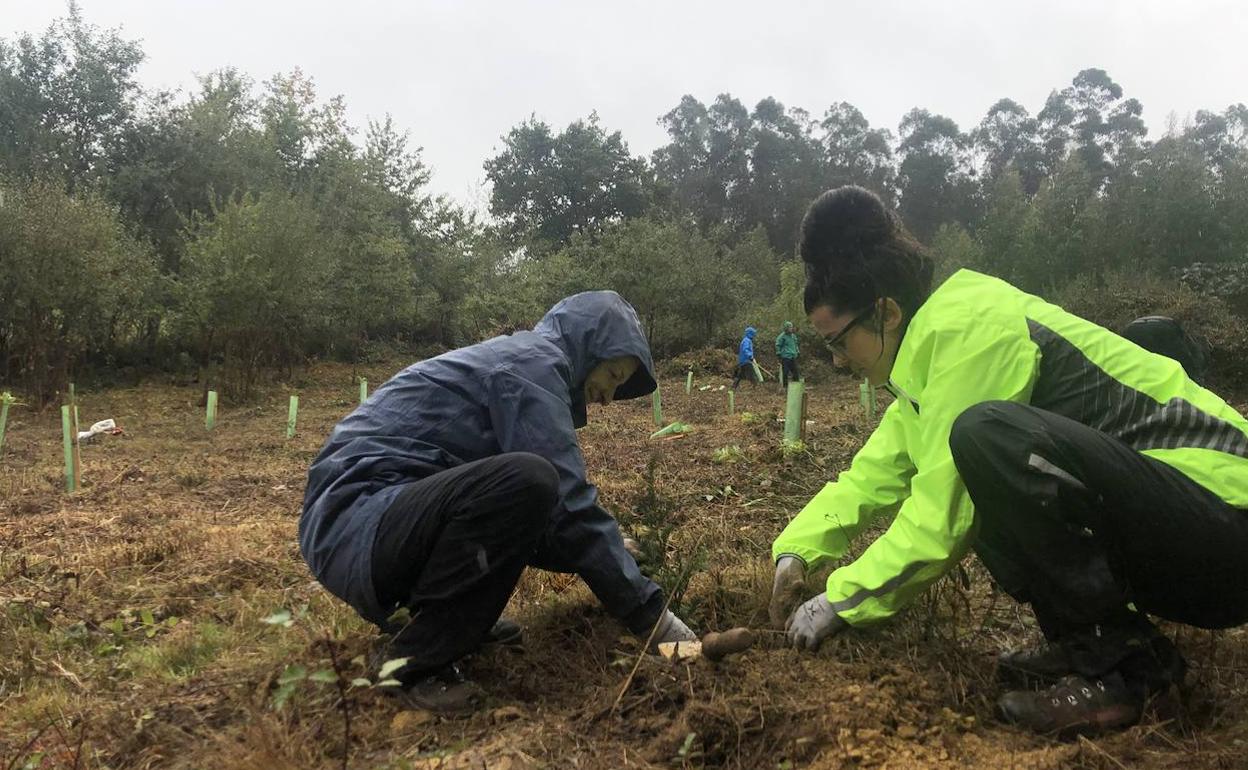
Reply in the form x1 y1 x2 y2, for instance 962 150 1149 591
2 362 1246 769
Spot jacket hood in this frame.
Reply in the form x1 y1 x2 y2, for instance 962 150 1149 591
534 290 658 428
745 327 757 339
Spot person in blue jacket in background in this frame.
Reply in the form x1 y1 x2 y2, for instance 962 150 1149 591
300 291 697 712
731 326 759 389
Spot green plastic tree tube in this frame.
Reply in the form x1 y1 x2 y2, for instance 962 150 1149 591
685 371 692 394
206 390 218 431
728 390 735 415
860 379 876 419
61 405 75 493
0 392 13 455
784 381 804 443
286 395 299 439
652 388 663 426
359 378 368 404
650 421 690 440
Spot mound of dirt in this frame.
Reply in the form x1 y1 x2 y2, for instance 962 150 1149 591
658 347 738 378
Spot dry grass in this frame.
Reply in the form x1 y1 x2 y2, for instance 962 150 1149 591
2 362 1247 769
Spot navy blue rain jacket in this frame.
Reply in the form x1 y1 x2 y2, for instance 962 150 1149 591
299 291 662 630
737 327 757 365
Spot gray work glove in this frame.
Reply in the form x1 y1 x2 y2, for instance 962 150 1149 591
785 594 848 651
647 609 697 653
768 556 807 628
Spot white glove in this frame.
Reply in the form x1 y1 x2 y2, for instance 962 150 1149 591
647 609 697 652
785 594 847 651
769 556 806 628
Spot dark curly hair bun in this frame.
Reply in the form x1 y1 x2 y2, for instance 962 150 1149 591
799 185 894 271
799 186 934 321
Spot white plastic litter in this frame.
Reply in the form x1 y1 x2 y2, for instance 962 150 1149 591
78 419 118 442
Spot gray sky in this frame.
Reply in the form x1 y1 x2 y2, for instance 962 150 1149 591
3 0 1245 205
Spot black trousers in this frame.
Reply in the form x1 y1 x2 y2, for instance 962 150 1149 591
370 452 559 672
779 358 800 388
731 362 759 388
949 401 1248 674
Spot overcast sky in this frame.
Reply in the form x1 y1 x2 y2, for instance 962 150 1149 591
3 1 1245 205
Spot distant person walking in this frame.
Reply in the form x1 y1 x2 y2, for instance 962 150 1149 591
732 326 760 389
775 321 801 389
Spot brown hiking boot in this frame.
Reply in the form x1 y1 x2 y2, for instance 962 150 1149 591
379 662 484 714
997 672 1143 737
997 640 1075 687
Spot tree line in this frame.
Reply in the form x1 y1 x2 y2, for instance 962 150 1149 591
3 5 1247 403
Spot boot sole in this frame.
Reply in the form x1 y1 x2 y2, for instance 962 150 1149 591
380 681 483 715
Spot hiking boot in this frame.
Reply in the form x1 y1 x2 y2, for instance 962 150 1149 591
997 672 1143 737
998 630 1186 690
484 616 523 647
379 662 484 714
997 640 1075 687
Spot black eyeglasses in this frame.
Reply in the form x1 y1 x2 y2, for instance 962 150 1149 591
822 306 876 356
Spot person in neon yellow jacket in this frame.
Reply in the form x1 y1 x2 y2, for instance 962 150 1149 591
770 186 1248 737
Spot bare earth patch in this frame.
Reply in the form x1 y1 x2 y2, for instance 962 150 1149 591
2 362 1246 769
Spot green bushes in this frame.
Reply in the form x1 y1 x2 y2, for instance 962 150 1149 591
0 178 160 405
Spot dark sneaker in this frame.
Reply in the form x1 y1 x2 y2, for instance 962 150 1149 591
484 617 523 647
379 662 484 714
997 672 1143 737
997 640 1075 687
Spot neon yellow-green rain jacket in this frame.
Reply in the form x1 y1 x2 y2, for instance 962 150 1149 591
772 269 1248 627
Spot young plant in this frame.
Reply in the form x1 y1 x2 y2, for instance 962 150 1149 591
624 454 707 618
261 607 408 710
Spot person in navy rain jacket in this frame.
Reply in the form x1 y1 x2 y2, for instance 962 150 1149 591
300 291 697 712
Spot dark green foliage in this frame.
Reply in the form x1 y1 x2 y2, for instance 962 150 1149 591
178 192 327 398
484 112 650 252
3 3 1248 400
0 177 160 405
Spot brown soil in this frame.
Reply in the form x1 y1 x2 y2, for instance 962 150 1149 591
2 363 1246 769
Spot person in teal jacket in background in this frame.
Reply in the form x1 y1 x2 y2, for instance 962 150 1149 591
775 321 800 389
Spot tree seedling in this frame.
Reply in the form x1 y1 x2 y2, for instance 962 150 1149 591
262 606 407 713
